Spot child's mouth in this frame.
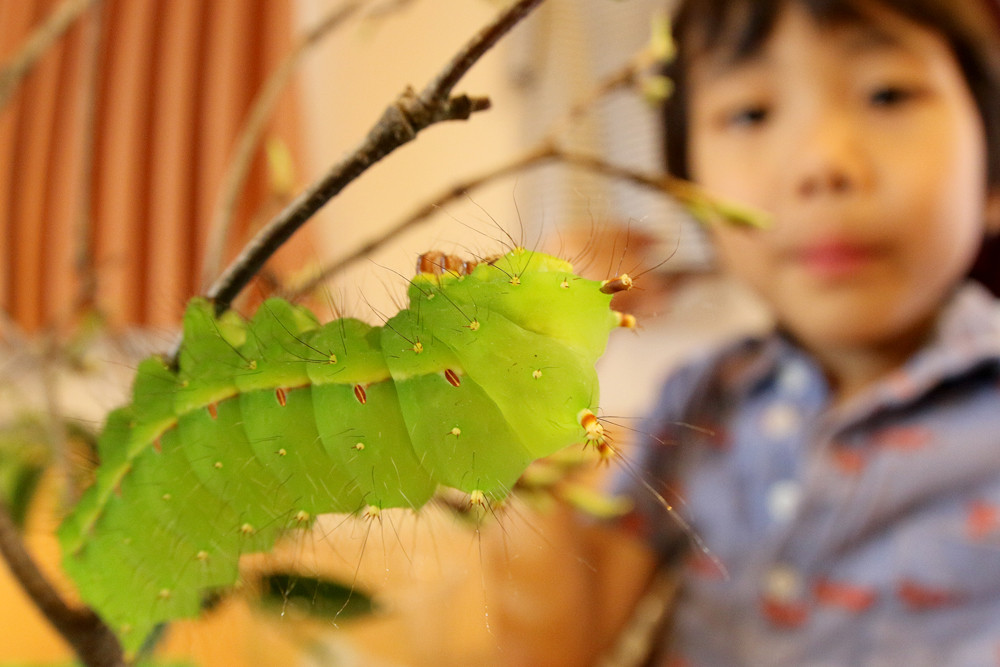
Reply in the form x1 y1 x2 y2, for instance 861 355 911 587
793 240 886 280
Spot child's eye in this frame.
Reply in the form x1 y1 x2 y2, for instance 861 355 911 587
869 85 916 107
726 105 769 128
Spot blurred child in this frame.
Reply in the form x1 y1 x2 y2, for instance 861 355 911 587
606 0 1000 664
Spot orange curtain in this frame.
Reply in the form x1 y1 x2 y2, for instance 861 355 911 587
0 0 309 332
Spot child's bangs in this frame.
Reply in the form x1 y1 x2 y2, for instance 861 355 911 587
680 0 931 63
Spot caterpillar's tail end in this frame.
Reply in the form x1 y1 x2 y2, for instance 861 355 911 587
599 273 633 294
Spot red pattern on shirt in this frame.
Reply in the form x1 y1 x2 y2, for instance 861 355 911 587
813 578 878 612
966 500 1000 540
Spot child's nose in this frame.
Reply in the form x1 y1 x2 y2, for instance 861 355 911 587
798 167 851 198
791 111 869 199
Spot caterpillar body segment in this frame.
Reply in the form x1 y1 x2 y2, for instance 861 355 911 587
58 249 632 652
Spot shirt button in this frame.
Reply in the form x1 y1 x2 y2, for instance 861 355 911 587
760 402 801 439
778 360 811 394
767 479 802 524
764 563 804 601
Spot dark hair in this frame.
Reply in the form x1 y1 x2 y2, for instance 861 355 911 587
662 0 1000 186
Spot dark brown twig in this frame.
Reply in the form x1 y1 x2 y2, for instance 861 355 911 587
0 498 124 666
0 0 101 112
201 0 546 318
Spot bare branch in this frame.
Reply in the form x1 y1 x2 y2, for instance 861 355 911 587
200 0 368 290
0 500 124 666
0 0 101 112
419 0 542 105
551 47 658 137
284 142 560 299
554 149 769 228
73 0 104 317
284 143 766 297
201 0 547 319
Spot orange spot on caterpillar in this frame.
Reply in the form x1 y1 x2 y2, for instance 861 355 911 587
616 312 637 329
594 440 617 463
578 409 604 443
354 384 367 404
578 409 613 461
275 387 287 407
600 274 633 294
444 368 461 387
153 437 162 453
207 402 219 419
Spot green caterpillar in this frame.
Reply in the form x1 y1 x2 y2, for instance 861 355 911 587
58 248 633 653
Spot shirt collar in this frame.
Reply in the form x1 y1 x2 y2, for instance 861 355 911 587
862 281 1000 409
713 282 1000 418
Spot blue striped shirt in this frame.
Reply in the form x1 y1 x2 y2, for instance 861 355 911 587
620 283 1000 666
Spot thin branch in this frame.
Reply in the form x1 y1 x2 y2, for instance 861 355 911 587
0 0 101 112
552 48 658 137
73 0 104 317
283 141 766 298
419 0 540 105
0 499 123 666
362 0 419 20
200 0 546 320
283 142 560 299
554 149 769 228
200 0 368 290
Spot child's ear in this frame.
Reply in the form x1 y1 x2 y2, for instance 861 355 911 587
986 189 1000 235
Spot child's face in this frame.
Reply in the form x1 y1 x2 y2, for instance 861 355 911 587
687 3 996 355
